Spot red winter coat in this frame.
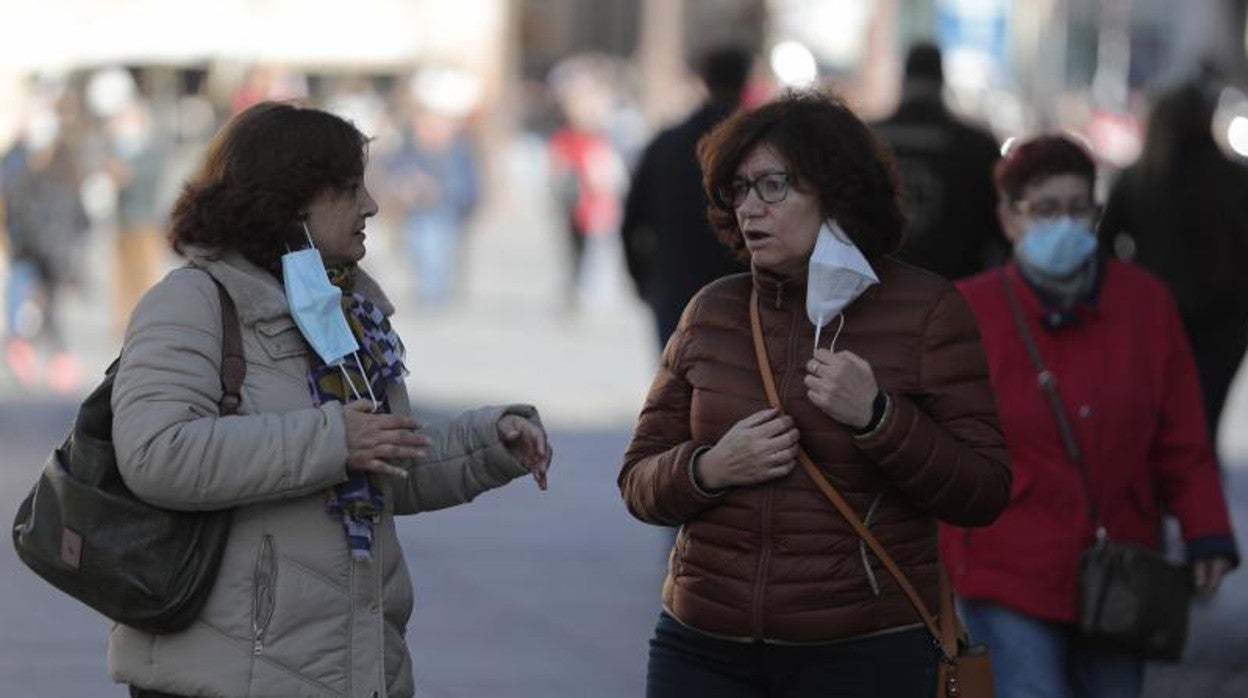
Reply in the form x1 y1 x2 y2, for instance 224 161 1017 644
941 261 1237 624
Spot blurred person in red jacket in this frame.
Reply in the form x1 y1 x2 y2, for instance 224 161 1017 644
547 54 627 314
942 134 1239 698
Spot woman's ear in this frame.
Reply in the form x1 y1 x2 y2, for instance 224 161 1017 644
997 201 1024 246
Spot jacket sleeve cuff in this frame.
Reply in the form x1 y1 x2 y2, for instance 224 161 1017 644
852 391 893 441
687 446 726 499
1186 533 1241 569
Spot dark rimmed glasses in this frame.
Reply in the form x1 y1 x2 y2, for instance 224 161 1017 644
718 172 792 208
1012 197 1100 221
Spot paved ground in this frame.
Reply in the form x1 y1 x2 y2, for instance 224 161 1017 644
2 135 1247 696
2 403 1247 697
0 403 671 697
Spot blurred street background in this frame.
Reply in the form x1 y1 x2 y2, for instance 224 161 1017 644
3 0 1248 695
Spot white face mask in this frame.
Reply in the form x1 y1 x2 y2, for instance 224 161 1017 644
282 224 378 409
806 220 878 350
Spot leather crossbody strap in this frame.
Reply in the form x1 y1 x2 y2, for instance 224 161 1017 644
999 271 1082 464
210 277 245 416
748 291 956 657
998 271 1104 534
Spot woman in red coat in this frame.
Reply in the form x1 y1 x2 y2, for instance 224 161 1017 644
942 134 1239 698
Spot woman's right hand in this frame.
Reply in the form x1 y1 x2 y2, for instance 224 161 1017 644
695 408 800 490
343 400 431 479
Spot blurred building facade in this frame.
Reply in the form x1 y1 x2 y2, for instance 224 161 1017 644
2 0 1247 225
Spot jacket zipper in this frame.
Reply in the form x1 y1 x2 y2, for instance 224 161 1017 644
777 301 801 400
252 534 276 656
374 525 386 697
749 290 794 639
858 493 884 596
751 486 775 639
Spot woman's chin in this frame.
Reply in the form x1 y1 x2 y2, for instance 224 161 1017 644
751 256 806 280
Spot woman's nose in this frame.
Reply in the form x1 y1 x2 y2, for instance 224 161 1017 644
736 189 765 218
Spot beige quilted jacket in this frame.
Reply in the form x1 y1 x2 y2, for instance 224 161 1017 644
108 247 537 697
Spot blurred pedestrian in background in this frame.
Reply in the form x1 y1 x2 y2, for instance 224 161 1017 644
382 68 481 308
943 134 1239 698
110 101 552 698
872 41 1006 279
622 44 752 350
547 54 628 315
620 90 1010 697
87 68 169 337
1 93 89 393
1099 80 1248 459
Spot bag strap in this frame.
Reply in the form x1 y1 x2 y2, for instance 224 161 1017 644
998 271 1102 531
209 277 245 417
748 291 959 659
999 271 1082 464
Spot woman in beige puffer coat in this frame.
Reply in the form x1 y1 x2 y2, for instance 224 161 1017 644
110 102 552 698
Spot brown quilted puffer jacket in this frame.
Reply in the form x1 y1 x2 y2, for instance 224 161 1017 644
619 259 1010 643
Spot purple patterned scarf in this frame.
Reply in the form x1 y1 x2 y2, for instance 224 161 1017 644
308 264 408 561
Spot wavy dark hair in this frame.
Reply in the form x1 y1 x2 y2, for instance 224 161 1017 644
697 90 906 261
169 101 368 269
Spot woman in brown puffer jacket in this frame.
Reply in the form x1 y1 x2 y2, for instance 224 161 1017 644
619 90 1011 697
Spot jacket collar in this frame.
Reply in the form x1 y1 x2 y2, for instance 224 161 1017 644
1005 258 1104 330
181 245 395 326
750 261 887 315
752 266 805 311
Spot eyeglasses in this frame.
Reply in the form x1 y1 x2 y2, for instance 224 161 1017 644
1013 197 1100 221
719 172 792 208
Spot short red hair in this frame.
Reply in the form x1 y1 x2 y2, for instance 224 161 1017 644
993 134 1095 202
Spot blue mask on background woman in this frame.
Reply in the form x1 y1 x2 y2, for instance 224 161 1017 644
1016 216 1098 276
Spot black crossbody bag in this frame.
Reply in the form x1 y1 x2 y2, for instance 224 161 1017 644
1001 270 1193 661
12 274 244 634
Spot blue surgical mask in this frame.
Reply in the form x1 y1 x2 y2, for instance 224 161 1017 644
1016 216 1098 276
283 225 378 409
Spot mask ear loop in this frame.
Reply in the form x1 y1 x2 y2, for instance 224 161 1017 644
300 221 317 249
813 312 846 353
829 313 845 352
337 353 380 412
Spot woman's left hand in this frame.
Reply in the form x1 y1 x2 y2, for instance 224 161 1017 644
804 349 879 428
498 414 553 491
1194 556 1233 598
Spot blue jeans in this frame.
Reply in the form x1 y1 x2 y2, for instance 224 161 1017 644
958 599 1144 698
646 612 937 698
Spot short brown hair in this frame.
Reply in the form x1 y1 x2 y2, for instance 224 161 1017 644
993 134 1095 202
698 90 906 260
169 102 368 269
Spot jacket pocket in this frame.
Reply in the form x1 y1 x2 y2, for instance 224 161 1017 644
672 526 687 580
252 534 277 655
857 493 884 596
255 319 307 360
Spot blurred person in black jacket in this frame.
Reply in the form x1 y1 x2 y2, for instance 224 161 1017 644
622 45 752 349
872 42 1006 279
1099 80 1248 452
